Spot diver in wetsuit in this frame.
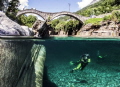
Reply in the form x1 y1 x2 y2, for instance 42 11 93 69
97 50 107 63
70 54 91 73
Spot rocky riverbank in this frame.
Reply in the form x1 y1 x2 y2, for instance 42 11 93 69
0 12 30 36
77 21 120 37
0 12 49 37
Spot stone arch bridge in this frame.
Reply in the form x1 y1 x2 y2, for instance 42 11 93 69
16 9 90 24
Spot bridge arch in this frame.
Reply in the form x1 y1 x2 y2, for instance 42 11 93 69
50 12 84 24
16 9 46 21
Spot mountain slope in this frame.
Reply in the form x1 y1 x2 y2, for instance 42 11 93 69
76 0 120 17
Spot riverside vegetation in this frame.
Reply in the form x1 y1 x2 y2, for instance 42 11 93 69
49 0 120 35
76 0 120 17
2 0 120 35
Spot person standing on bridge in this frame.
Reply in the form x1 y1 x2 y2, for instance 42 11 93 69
69 54 91 73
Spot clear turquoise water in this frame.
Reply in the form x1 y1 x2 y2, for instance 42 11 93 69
42 36 120 41
39 37 120 87
2 37 120 87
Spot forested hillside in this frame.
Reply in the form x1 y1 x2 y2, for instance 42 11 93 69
76 0 120 17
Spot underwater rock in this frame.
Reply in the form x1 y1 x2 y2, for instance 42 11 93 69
79 80 88 84
71 79 88 84
0 12 27 36
0 40 46 87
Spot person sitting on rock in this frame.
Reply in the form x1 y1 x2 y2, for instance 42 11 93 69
70 54 91 73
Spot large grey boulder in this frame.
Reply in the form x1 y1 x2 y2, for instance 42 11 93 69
21 26 33 36
0 12 26 36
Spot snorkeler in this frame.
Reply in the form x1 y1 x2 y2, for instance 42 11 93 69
70 54 91 73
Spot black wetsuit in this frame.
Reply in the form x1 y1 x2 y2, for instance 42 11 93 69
80 58 89 70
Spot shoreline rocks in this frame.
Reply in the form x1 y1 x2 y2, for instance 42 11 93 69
0 12 27 36
77 21 120 37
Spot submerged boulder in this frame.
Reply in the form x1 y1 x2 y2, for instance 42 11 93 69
0 40 46 87
0 12 27 36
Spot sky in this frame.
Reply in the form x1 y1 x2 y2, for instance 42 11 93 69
17 0 94 12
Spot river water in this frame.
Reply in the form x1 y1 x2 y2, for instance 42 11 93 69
38 37 120 87
2 37 120 87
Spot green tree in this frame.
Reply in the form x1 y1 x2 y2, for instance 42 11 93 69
72 20 79 29
55 21 66 31
50 19 59 28
103 15 112 21
17 15 37 28
50 17 81 35
65 20 73 29
111 11 120 22
103 11 120 22
26 15 37 27
17 15 27 25
6 0 20 20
